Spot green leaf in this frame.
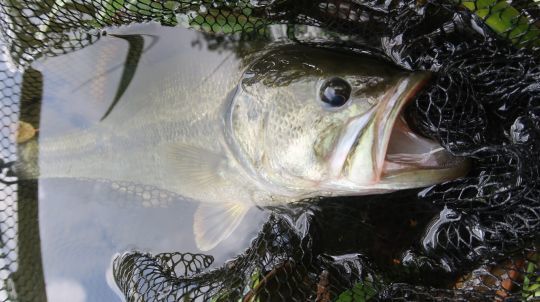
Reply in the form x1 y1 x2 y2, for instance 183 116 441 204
523 254 540 300
460 0 540 46
336 282 377 302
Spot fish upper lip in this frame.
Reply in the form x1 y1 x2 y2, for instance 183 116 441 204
372 72 432 181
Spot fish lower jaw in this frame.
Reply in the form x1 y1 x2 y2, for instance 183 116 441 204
322 153 469 194
376 157 470 189
317 178 399 196
338 108 469 190
374 128 470 188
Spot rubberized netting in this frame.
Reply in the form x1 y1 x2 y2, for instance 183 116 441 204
1 0 540 301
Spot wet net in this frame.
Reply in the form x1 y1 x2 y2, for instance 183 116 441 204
1 0 540 301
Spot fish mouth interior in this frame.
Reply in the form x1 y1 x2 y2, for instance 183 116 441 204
381 114 459 176
374 79 468 184
340 71 469 188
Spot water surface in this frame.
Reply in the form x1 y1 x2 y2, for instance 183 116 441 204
31 23 268 301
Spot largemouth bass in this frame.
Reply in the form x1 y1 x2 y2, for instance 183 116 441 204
16 29 468 251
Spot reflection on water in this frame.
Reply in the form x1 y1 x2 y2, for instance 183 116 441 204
1 0 538 300
39 178 266 301
31 23 268 301
19 21 461 300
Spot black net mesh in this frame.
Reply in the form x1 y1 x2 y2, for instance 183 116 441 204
1 0 540 301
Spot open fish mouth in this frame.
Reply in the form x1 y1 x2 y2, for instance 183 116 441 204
336 72 469 190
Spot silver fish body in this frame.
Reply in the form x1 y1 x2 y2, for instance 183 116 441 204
18 29 468 250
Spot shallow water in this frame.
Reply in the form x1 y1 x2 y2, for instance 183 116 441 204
0 0 538 300
5 16 522 302
7 22 446 300
28 24 269 301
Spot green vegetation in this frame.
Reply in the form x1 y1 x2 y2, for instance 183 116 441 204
460 0 540 46
209 270 261 302
85 0 179 27
523 254 540 300
83 0 269 33
189 8 268 35
242 269 262 302
336 282 378 302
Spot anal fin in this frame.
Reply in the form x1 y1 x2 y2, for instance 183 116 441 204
194 202 249 251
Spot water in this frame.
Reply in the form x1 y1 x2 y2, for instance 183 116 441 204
0 0 538 300
28 23 268 301
9 22 447 300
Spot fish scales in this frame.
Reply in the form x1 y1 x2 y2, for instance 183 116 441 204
17 29 469 251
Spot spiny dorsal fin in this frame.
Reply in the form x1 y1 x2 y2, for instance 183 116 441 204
193 202 249 251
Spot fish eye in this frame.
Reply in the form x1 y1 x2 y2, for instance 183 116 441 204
319 77 351 108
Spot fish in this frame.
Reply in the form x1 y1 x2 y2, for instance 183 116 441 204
15 35 469 251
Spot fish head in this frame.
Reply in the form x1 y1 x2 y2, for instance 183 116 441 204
227 45 468 198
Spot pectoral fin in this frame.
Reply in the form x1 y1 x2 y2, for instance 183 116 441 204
193 202 249 251
162 143 228 190
164 143 248 250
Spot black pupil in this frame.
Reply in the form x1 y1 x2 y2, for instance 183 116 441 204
320 77 351 107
